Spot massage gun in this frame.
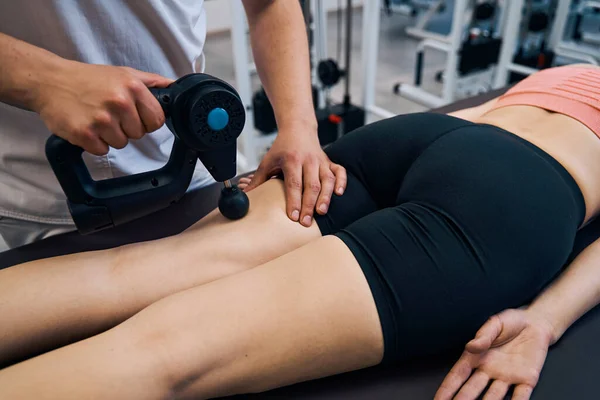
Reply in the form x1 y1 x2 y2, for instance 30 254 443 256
45 73 250 235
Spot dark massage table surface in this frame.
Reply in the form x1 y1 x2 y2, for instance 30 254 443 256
2 89 600 399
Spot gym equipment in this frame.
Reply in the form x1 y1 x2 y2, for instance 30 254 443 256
509 1 556 82
572 1 600 45
317 59 345 88
3 89 600 400
390 0 504 109
384 0 423 17
252 85 320 135
554 1 600 65
494 0 598 89
251 0 362 146
315 0 365 145
252 88 277 134
45 73 249 235
393 0 449 41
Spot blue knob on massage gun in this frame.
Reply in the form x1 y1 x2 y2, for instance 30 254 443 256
219 186 250 220
207 107 230 131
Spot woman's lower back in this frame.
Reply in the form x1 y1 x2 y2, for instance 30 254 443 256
469 64 600 223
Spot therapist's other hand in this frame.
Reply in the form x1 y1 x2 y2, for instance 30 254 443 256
244 131 347 226
34 61 173 156
435 309 554 400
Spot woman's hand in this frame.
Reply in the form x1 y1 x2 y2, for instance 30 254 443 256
244 130 347 226
435 309 556 400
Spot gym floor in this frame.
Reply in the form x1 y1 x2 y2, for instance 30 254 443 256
204 6 451 119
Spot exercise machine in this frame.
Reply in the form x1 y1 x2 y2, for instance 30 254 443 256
552 0 600 65
314 0 366 145
384 0 441 18
363 0 507 114
244 0 364 148
494 0 598 89
45 73 250 234
233 0 332 163
393 0 504 108
404 0 451 42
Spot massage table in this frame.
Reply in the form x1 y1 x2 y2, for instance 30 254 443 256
2 89 599 399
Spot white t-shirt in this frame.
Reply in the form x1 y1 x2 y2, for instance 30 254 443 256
0 0 213 225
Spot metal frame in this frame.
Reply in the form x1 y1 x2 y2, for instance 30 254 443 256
492 0 534 88
361 0 397 119
362 0 473 116
230 0 260 172
385 0 479 110
405 0 450 42
552 0 600 65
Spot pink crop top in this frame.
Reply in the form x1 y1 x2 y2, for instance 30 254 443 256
489 66 600 138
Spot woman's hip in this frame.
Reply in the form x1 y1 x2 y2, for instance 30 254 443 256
321 113 584 263
330 202 572 364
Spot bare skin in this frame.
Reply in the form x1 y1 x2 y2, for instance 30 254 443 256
0 182 383 399
0 181 321 366
2 66 600 398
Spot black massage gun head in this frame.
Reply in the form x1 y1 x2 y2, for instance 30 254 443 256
218 185 250 220
152 73 246 183
157 74 246 153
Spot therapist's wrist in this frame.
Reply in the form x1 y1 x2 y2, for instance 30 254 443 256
276 114 318 136
24 55 73 113
1 41 69 113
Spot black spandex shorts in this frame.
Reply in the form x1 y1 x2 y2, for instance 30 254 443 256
313 113 585 364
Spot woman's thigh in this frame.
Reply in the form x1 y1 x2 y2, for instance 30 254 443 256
0 236 383 400
0 180 322 366
110 179 323 308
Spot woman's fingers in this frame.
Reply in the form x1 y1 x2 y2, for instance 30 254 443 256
466 315 503 353
512 385 534 400
483 380 510 400
455 370 490 400
434 355 475 400
330 163 347 195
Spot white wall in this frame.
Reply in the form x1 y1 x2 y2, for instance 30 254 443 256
205 0 363 34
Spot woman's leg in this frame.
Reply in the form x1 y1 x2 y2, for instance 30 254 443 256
0 180 321 366
0 236 384 400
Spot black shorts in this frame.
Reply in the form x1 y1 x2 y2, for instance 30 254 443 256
314 113 585 364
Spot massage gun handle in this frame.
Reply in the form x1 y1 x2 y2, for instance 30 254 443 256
45 86 175 204
45 135 197 234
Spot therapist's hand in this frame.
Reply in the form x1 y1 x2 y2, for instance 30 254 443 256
34 61 173 156
244 130 347 226
435 309 554 400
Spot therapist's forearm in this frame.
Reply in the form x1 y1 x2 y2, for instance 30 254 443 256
527 238 600 344
0 32 67 111
242 0 317 134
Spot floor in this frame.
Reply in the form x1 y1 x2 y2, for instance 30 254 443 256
203 5 451 119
